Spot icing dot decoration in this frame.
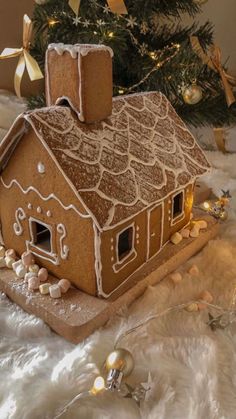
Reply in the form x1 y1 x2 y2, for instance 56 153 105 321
37 162 45 174
37 206 42 214
47 210 52 217
28 203 32 210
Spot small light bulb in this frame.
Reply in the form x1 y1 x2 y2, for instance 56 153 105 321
94 31 97 35
108 32 114 38
203 201 210 210
118 89 124 94
91 376 105 395
48 18 59 27
149 52 156 59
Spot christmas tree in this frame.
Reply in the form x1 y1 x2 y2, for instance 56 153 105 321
30 0 236 126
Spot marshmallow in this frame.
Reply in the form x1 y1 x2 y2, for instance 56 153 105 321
29 264 40 274
39 283 51 295
170 232 183 245
12 260 23 272
15 264 27 279
0 257 6 268
170 272 182 284
199 290 213 303
190 225 200 238
58 279 71 294
22 251 35 267
5 256 15 269
38 268 48 283
0 246 5 257
49 284 61 299
188 265 199 276
185 303 199 312
197 220 208 230
25 272 37 282
28 276 40 291
181 229 190 239
5 249 16 259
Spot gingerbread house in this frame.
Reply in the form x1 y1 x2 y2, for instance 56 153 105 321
0 44 210 299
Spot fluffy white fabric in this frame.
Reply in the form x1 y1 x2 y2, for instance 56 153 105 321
1 94 236 419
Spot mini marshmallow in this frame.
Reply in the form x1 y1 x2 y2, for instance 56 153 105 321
15 264 27 279
188 264 199 276
0 246 5 257
28 276 40 291
12 260 23 272
170 272 182 284
170 232 183 245
0 257 6 268
5 249 16 259
22 251 35 267
198 220 208 230
185 303 199 312
29 264 40 274
199 290 213 303
5 256 15 269
49 284 61 299
39 283 51 295
190 225 200 238
181 229 190 239
38 268 48 283
25 272 37 282
58 279 71 294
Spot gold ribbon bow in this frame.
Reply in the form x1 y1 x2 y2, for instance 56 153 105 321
190 36 236 107
0 15 44 98
69 0 127 16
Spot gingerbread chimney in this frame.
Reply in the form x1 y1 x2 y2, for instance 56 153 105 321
45 43 113 123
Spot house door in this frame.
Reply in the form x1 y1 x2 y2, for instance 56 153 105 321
147 204 162 259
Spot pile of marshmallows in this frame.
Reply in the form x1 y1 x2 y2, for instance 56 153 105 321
170 264 214 312
0 246 71 299
170 219 208 245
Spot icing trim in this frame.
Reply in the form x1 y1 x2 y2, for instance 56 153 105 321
27 216 59 265
1 177 91 221
57 223 69 260
113 222 137 273
13 207 26 236
47 43 114 58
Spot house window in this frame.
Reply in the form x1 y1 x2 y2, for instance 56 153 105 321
118 227 133 261
172 191 184 219
31 220 52 253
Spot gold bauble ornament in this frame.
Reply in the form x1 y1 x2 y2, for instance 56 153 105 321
193 0 208 5
106 348 134 376
219 209 228 221
183 83 203 105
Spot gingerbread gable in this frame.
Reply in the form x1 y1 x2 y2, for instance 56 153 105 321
0 91 210 230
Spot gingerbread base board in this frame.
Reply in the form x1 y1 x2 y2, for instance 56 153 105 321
0 213 219 344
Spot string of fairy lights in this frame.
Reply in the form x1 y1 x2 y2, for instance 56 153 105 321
46 0 199 100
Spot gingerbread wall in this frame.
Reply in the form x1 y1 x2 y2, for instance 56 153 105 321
0 128 96 295
99 184 193 297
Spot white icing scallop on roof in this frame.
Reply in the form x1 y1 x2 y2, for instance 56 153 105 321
23 92 210 229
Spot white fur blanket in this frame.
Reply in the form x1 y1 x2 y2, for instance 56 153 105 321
1 92 236 419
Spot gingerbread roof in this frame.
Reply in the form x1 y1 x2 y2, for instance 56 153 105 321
0 92 210 230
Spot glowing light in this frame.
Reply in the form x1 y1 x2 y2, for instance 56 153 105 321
93 31 97 35
118 89 125 94
203 201 210 210
149 52 156 59
48 18 59 27
91 376 105 395
108 32 114 38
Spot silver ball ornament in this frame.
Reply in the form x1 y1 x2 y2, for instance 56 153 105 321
183 83 203 105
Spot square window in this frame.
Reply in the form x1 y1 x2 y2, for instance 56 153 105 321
31 221 52 253
118 227 133 261
173 191 183 219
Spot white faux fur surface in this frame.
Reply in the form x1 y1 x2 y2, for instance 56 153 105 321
1 95 236 419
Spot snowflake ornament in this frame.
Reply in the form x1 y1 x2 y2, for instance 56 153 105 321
126 16 137 29
97 19 105 26
73 16 81 26
82 19 90 28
